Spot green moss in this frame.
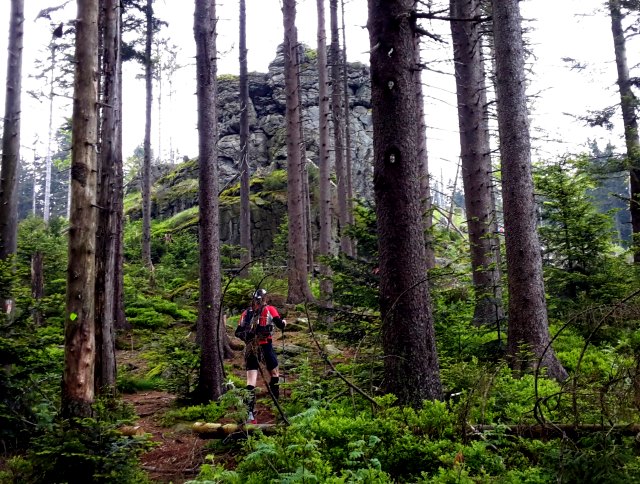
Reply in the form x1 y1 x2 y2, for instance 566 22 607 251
155 158 198 186
263 169 288 191
151 206 199 236
218 73 239 82
123 192 141 216
304 47 318 62
153 178 198 207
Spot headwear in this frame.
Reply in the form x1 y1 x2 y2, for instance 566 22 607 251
253 288 267 302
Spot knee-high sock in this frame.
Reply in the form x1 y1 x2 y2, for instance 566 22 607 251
269 376 280 401
246 385 256 413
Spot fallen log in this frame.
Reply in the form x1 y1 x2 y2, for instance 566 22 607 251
118 425 146 436
192 421 279 439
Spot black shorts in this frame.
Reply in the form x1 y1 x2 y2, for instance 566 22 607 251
245 341 279 371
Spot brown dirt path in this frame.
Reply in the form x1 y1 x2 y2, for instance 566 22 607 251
123 391 206 483
120 329 288 483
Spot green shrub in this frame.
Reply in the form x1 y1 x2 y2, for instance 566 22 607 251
15 400 154 484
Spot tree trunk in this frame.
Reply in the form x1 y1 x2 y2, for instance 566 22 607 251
194 0 225 401
94 0 121 395
609 0 640 264
296 51 314 274
62 0 99 419
450 0 504 326
141 0 154 271
238 0 252 276
283 0 313 304
43 44 56 223
341 0 355 246
492 0 567 380
330 0 351 257
0 0 24 279
31 251 44 326
317 0 333 303
414 38 435 269
367 0 442 406
114 5 127 331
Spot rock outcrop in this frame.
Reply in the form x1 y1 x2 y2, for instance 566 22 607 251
216 44 373 201
127 45 373 255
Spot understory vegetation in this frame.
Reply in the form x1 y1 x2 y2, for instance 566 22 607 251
1 159 639 483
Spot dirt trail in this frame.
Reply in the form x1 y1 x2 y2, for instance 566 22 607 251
123 391 205 483
120 330 286 483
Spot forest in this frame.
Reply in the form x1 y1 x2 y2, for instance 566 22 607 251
0 0 639 482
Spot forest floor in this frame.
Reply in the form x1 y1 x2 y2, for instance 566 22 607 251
119 327 288 484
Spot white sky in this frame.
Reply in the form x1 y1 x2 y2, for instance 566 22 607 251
0 0 628 186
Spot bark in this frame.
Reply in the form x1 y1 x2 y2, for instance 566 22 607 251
0 0 23 266
238 0 252 276
141 0 154 270
317 0 333 303
283 0 314 304
194 0 225 401
414 39 435 269
62 0 99 419
450 0 504 326
95 0 121 394
492 0 567 380
297 56 314 273
341 0 355 241
609 0 640 264
367 0 442 405
114 13 127 331
43 44 55 223
330 0 351 256
31 251 44 326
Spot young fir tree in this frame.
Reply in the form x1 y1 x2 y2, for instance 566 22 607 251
534 158 617 303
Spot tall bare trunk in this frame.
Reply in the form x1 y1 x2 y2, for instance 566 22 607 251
44 44 56 223
141 0 154 270
114 8 126 331
62 0 99 419
284 0 313 304
0 0 23 265
450 0 504 326
95 0 121 395
609 0 640 263
341 0 355 238
414 38 435 269
297 50 314 273
492 0 566 380
194 0 225 401
367 0 441 406
330 0 351 256
317 0 333 303
238 0 252 276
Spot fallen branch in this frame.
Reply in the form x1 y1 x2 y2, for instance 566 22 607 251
471 423 640 439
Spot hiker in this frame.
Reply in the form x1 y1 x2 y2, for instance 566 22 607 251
235 289 286 423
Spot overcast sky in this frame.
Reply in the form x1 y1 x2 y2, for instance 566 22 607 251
0 0 628 186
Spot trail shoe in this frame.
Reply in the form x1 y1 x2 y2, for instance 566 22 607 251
247 412 257 425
